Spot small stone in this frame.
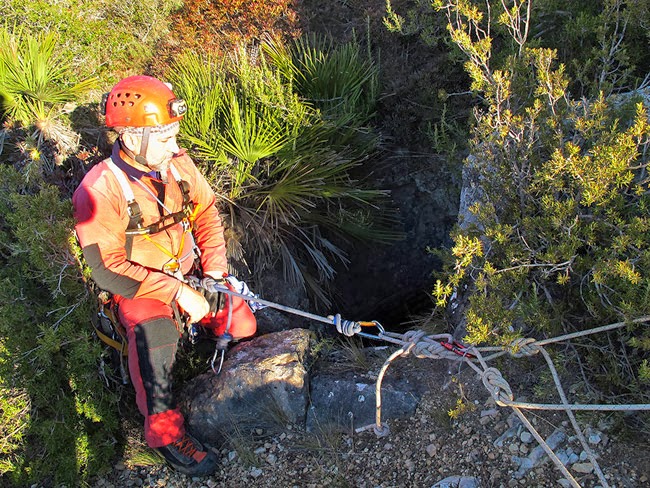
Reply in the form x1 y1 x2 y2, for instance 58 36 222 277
481 408 499 418
383 443 394 450
432 476 480 488
426 444 438 457
520 432 533 444
487 452 497 460
509 443 520 454
405 459 415 472
227 450 237 462
250 467 263 478
588 433 602 445
267 454 277 465
572 462 594 474
519 444 529 455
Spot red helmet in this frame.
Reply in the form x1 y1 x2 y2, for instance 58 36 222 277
103 75 187 128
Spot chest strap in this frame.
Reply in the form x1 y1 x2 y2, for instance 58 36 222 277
105 158 195 236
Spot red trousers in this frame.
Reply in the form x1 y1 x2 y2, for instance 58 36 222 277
115 291 256 447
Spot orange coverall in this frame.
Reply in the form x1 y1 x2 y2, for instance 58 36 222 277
73 143 256 446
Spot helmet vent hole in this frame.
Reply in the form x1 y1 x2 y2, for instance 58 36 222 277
134 94 141 99
128 101 134 107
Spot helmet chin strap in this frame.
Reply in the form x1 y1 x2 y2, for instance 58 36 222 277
119 127 169 183
136 127 151 166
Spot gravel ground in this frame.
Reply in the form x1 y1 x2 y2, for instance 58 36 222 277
91 353 649 488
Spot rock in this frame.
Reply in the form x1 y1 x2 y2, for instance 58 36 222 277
181 329 313 446
513 429 567 478
481 408 499 418
426 444 438 457
494 418 523 447
588 433 602 445
572 462 594 474
246 265 312 335
520 431 533 444
431 476 480 488
306 368 424 432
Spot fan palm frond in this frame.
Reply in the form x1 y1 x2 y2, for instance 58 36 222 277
0 28 96 125
169 37 398 305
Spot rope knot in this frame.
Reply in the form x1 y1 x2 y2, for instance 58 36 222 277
328 314 361 337
509 337 540 357
402 330 439 358
481 367 514 405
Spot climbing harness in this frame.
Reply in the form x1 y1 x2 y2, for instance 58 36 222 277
106 158 199 279
91 292 129 385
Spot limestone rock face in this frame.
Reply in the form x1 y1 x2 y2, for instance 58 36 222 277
306 370 424 433
181 328 314 446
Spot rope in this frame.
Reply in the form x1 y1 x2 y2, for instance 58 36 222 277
346 321 649 488
198 283 648 486
328 313 362 336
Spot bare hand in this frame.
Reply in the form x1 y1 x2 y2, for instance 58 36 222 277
176 284 210 323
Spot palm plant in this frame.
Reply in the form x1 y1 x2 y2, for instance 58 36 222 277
169 38 400 305
0 28 95 167
265 33 379 128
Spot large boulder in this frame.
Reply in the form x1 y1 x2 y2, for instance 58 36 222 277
181 328 314 446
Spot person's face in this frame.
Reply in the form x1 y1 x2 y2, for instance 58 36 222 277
122 124 180 173
145 125 180 173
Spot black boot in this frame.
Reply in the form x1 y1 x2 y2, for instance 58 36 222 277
157 432 218 476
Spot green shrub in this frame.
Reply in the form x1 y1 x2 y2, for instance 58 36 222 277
386 0 650 98
0 0 182 85
0 27 97 169
0 164 120 486
431 0 650 402
0 26 120 486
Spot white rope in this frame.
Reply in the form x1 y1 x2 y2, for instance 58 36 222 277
351 319 650 487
